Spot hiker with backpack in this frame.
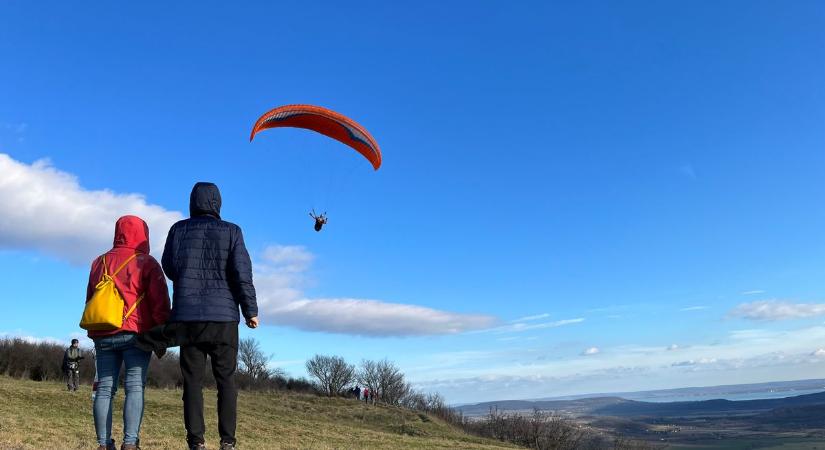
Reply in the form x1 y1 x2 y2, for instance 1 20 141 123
80 215 171 450
62 338 84 391
136 182 258 450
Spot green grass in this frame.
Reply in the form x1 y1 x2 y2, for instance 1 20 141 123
0 376 519 449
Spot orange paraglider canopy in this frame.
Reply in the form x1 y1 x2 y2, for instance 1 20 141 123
249 104 382 170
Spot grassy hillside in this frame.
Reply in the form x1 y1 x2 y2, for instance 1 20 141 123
0 376 518 450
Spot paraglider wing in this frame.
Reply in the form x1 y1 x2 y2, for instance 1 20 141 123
249 104 382 170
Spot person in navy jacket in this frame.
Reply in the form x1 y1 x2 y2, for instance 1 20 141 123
141 182 258 450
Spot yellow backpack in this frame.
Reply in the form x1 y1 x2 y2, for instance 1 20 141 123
79 253 144 331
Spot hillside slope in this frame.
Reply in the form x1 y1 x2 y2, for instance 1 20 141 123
0 377 518 450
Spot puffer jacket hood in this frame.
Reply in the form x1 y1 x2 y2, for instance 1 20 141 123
113 215 150 254
190 182 222 219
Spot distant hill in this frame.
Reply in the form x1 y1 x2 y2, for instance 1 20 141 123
532 378 825 403
458 389 825 419
0 376 517 450
458 396 632 418
592 391 825 417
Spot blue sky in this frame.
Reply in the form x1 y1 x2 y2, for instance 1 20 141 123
1 1 825 403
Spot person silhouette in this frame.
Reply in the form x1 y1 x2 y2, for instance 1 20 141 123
309 210 328 232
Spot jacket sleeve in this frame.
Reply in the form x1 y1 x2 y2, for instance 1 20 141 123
227 226 258 320
144 257 172 327
161 225 177 282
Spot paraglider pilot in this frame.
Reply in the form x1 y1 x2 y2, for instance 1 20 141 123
309 210 327 232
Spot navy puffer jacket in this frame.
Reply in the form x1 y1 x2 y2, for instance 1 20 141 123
162 182 258 322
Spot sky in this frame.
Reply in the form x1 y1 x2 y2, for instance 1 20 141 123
1 1 825 404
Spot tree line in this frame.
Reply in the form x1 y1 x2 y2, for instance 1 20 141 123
0 337 314 393
1 337 656 449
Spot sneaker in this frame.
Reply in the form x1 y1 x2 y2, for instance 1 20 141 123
189 444 207 450
219 443 235 450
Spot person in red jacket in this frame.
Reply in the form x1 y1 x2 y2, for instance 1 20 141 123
87 216 171 450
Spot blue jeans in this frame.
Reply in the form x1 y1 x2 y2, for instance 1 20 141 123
93 332 151 446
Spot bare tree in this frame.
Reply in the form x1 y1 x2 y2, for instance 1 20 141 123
376 359 408 405
357 359 380 396
357 358 410 405
305 354 355 396
238 337 274 382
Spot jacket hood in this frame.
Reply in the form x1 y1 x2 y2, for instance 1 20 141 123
189 182 222 219
113 215 150 254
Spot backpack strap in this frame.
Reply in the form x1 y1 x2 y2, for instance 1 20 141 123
123 293 145 321
99 253 139 279
111 253 139 277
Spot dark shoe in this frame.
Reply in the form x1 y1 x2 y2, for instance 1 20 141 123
219 443 235 450
96 441 116 450
189 444 207 450
121 444 139 450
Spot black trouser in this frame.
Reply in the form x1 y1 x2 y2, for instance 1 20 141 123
137 321 239 446
65 367 79 390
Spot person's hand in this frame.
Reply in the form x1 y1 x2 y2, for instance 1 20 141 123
154 348 167 359
245 316 259 329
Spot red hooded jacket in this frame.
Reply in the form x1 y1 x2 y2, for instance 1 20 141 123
86 215 171 338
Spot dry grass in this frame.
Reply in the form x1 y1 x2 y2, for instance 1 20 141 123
0 376 518 449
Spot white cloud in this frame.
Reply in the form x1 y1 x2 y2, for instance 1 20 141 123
0 330 67 346
812 349 825 358
511 313 550 323
666 344 681 351
482 318 585 334
679 306 709 312
1 330 93 349
671 358 718 367
269 298 494 336
261 245 314 273
728 300 825 321
0 153 182 264
582 347 600 356
255 244 497 337
742 290 766 296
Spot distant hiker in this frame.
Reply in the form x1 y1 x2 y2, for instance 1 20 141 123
85 215 171 450
354 385 361 400
363 387 370 404
137 182 258 450
62 338 84 391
